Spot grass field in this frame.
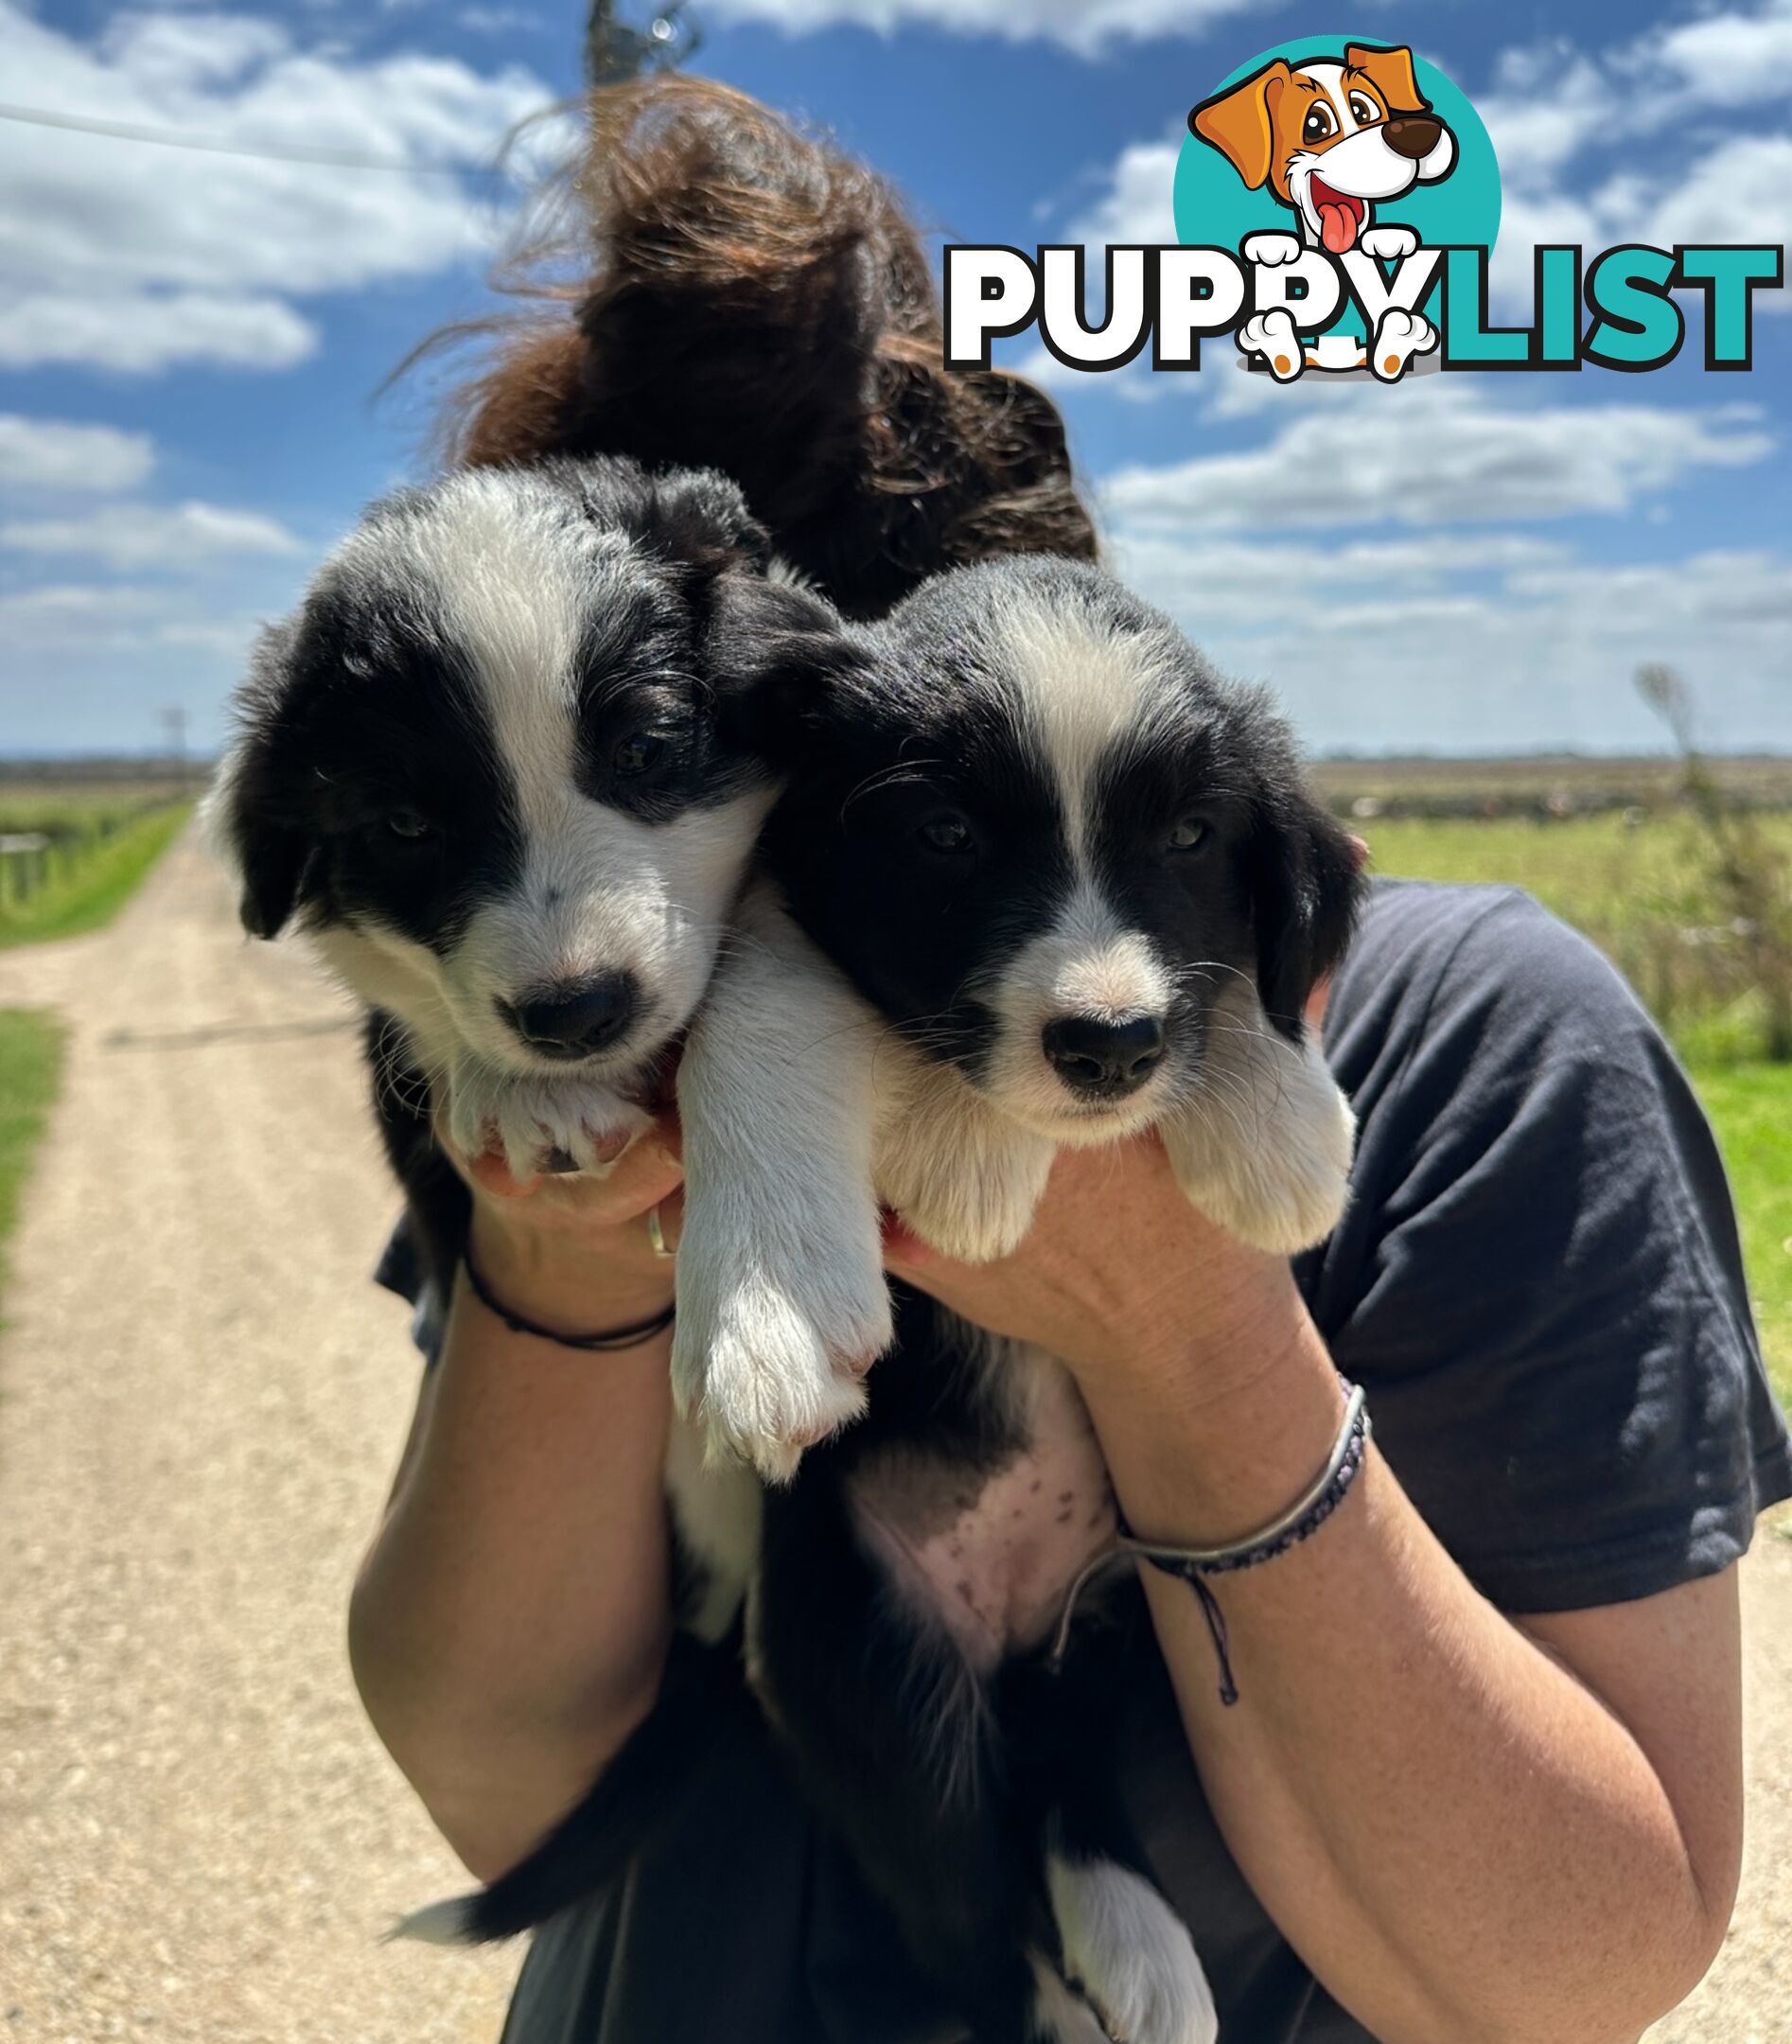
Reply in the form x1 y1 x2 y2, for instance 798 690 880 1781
1359 811 1792 1402
0 801 194 950
0 1011 64 1319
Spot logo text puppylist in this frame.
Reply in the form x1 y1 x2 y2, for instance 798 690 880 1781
944 39 1783 385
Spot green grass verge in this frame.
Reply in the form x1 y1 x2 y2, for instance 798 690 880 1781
1692 1065 1792 1408
0 1010 65 1316
0 803 192 950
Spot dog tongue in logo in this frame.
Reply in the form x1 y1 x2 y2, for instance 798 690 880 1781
1310 177 1362 254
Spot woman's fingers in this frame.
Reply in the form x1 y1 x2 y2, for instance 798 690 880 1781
438 1107 685 1232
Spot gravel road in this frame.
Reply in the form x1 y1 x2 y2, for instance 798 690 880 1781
0 826 1783 2041
0 829 517 2041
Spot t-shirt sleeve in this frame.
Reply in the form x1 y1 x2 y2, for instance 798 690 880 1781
1300 883 1792 1614
374 1210 448 1367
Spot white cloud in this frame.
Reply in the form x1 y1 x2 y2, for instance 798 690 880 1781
1638 0 1792 107
0 502 304 569
1099 385 1773 532
0 413 155 492
0 291 317 374
1103 528 1792 754
703 0 1262 55
0 3 550 372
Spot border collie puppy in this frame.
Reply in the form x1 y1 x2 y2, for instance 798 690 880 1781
207 455 841 1548
430 556 1362 2044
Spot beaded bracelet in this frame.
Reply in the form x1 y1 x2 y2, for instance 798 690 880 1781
1050 1381 1372 1706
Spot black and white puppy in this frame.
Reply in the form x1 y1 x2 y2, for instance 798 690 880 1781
676 555 1361 1477
206 456 837 1587
438 558 1362 2044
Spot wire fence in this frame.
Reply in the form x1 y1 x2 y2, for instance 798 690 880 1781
0 800 189 912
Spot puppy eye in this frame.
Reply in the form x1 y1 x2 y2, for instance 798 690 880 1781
1348 94 1380 126
388 809 433 841
1303 104 1336 143
918 813 975 855
1167 818 1211 854
613 731 669 779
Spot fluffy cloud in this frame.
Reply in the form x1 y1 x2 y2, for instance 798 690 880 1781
1102 529 1792 754
0 502 304 568
0 413 155 492
703 0 1261 54
1099 385 1773 532
0 4 549 372
0 291 317 373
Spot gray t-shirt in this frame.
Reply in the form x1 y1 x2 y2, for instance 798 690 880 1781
384 882 1790 2043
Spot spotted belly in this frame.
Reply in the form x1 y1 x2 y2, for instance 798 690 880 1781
848 1355 1119 1674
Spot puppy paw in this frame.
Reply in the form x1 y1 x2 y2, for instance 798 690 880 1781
1360 223 1418 261
447 1062 647 1180
1241 231 1302 268
1048 1857 1219 2044
672 1278 880 1483
1370 306 1437 382
1239 309 1304 381
1165 1067 1354 1255
672 1208 891 1481
883 1129 1055 1265
1026 1957 1110 2044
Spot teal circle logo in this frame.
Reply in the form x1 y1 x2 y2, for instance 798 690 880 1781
1175 39 1499 341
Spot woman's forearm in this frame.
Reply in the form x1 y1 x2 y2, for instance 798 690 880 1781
1080 1290 1741 2044
350 1261 676 1882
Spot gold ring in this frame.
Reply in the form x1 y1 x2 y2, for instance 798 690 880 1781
646 1205 675 1260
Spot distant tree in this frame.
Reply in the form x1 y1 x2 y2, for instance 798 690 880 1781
1638 663 1792 1062
585 0 702 87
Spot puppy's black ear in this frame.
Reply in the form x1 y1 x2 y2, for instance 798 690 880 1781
706 571 870 765
1247 785 1362 1042
207 621 313 941
647 467 774 577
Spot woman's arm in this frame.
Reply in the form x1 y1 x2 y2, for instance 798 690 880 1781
349 1131 686 1882
887 1141 1746 2044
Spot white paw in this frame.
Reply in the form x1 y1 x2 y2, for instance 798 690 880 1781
1028 1955 1111 2044
671 1209 891 1482
1360 224 1418 261
1164 1020 1355 1254
1239 309 1304 380
882 1129 1055 1266
1048 1858 1219 2044
1242 231 1302 268
445 1059 647 1180
1370 306 1437 383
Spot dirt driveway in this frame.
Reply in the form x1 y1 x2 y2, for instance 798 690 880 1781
0 829 517 2041
0 825 1783 2041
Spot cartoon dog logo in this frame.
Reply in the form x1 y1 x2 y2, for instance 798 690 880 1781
1190 43 1456 380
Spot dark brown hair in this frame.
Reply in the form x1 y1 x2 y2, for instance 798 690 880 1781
430 77 1097 619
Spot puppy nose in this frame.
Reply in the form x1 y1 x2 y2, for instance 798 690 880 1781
1042 1013 1166 1098
1382 115 1443 160
503 974 640 1060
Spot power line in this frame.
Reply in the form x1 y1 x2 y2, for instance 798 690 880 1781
0 98 501 174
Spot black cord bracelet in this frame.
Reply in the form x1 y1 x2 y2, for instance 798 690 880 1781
460 1252 676 1352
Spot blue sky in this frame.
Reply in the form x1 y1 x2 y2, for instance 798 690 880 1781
1 0 1788 757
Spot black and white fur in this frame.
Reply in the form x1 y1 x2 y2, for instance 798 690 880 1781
424 557 1362 2044
207 451 841 1563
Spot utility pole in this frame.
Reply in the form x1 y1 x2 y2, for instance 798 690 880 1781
584 0 701 88
159 705 188 790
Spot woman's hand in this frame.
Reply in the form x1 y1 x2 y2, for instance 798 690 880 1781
441 1110 686 1338
884 1135 1307 1402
